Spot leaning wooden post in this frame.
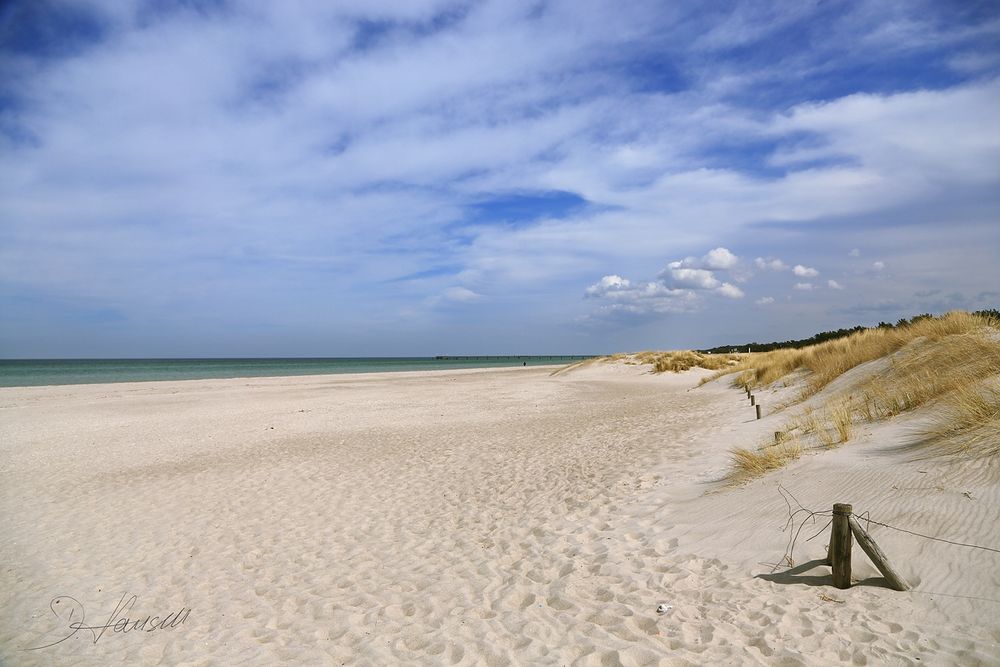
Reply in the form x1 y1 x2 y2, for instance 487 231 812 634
848 516 910 591
831 503 853 589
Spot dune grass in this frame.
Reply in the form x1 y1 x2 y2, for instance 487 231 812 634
569 350 743 374
921 383 1000 457
725 311 1000 482
719 311 993 398
572 312 997 482
634 350 742 373
728 439 803 483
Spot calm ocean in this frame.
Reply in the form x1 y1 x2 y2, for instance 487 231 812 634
0 357 592 388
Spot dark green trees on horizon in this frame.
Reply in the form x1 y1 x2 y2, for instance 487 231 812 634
698 309 999 355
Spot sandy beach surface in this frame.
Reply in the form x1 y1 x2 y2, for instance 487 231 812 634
1 362 998 665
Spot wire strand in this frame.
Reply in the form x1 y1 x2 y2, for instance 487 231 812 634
856 516 1000 555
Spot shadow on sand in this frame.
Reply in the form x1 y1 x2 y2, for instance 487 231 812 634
755 558 896 590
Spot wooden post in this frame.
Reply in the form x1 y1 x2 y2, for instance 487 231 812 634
830 503 853 589
750 395 755 406
755 404 762 419
848 516 910 591
774 431 781 443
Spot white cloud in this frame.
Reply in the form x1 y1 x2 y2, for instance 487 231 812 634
584 245 745 319
793 264 819 277
828 279 844 290
793 282 814 290
668 246 739 271
754 257 788 271
583 274 700 317
664 267 721 290
755 296 775 305
717 282 744 299
703 247 739 269
873 261 886 270
771 82 1000 191
849 248 861 257
585 275 631 296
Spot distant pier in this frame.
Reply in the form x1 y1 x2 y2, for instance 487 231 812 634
433 355 595 361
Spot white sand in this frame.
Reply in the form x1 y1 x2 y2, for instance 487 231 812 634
1 363 999 665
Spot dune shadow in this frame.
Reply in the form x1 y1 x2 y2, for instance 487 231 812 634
756 559 896 590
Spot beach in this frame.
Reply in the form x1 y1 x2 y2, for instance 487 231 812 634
1 363 998 665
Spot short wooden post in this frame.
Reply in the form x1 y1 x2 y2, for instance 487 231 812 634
750 395 755 406
774 431 781 443
848 516 910 591
831 503 853 589
755 404 762 419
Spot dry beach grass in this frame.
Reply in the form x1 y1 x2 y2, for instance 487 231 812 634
715 312 1000 481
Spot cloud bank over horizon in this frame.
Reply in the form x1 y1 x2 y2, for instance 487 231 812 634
1 0 999 356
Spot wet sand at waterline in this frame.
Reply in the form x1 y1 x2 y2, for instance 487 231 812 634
1 363 998 665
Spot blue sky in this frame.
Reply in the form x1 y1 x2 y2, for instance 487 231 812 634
1 0 999 357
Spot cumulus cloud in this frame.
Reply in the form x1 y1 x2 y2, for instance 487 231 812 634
793 264 819 277
828 279 844 290
585 275 631 296
584 275 699 316
793 282 814 290
664 267 721 290
754 257 788 271
873 261 886 271
755 296 775 305
703 247 739 270
669 247 739 271
585 245 744 318
717 282 744 299
849 248 861 257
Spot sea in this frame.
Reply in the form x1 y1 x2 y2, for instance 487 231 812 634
0 356 593 388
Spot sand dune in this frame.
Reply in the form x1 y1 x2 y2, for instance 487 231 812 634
1 362 998 665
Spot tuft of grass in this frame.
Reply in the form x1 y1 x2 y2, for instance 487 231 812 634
829 401 853 444
634 350 742 373
728 440 803 483
556 350 741 375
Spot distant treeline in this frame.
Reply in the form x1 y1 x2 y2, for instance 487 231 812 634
698 309 1000 354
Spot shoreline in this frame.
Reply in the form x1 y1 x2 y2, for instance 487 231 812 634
0 362 567 391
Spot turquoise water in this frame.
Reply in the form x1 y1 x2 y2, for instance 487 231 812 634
0 357 592 388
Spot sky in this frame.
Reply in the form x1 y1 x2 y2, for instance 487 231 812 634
1 0 999 358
